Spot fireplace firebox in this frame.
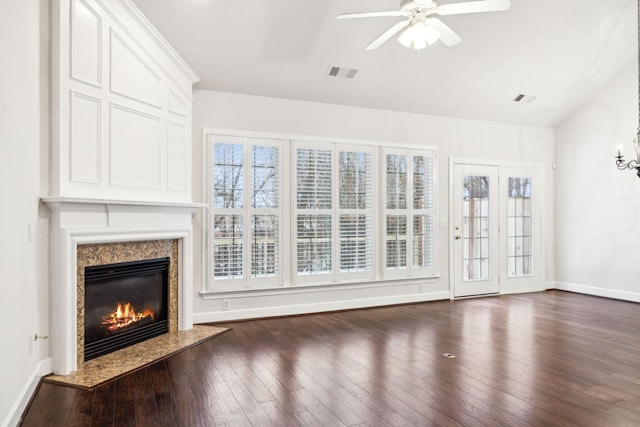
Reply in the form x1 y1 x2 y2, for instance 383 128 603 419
84 257 169 361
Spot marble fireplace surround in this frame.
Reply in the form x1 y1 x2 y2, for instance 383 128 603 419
76 240 179 367
43 197 203 375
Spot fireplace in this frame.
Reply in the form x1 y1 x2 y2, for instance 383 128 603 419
76 239 181 367
84 257 170 361
43 198 199 375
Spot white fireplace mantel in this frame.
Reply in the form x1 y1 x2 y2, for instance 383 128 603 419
42 197 204 375
42 196 206 210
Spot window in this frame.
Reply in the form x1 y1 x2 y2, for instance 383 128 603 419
507 177 532 277
383 148 436 277
207 131 436 291
294 142 374 283
209 135 282 288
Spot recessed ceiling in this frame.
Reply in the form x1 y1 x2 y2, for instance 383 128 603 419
131 0 636 127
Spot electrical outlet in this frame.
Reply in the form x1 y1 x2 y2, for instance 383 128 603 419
222 299 230 311
418 284 424 293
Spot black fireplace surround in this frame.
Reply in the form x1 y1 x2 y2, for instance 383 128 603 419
84 257 169 361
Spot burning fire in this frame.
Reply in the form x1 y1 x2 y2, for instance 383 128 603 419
102 302 154 333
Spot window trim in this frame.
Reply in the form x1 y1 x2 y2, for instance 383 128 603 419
206 133 284 290
292 140 377 285
382 147 437 279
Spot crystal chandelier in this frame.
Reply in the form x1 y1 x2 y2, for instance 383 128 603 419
615 0 640 177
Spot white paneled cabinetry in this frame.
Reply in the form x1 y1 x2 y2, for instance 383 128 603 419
50 0 198 202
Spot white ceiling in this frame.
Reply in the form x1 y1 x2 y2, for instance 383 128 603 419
131 0 637 127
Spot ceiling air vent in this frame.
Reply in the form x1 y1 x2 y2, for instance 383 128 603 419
513 93 537 103
326 65 358 80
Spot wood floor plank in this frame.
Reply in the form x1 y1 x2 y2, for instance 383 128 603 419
113 373 137 427
19 291 640 426
90 381 115 427
147 361 178 427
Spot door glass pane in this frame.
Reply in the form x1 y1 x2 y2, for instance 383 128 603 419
463 176 490 281
507 177 532 277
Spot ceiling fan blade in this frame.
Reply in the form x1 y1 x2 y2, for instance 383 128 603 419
337 11 404 20
428 18 463 47
436 0 511 16
365 20 411 50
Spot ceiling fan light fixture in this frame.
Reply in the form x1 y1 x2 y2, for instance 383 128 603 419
398 21 440 49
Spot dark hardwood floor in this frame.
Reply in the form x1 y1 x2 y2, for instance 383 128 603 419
20 290 640 426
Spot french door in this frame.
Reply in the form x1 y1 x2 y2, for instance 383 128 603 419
451 162 544 298
453 164 499 297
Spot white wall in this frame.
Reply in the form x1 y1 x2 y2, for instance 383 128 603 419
555 60 640 301
191 90 555 321
0 1 48 426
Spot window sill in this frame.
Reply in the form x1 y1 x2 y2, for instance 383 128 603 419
200 275 440 300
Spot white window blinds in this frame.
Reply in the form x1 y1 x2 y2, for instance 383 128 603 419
338 150 373 276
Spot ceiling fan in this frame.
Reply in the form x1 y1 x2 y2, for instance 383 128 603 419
337 0 511 50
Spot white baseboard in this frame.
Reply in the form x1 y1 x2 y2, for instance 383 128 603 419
194 291 450 323
3 358 52 427
550 281 640 303
500 286 545 295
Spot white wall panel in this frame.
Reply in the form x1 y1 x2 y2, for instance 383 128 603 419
70 91 101 183
110 30 162 108
110 104 161 189
51 0 197 203
71 0 101 86
167 121 188 191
